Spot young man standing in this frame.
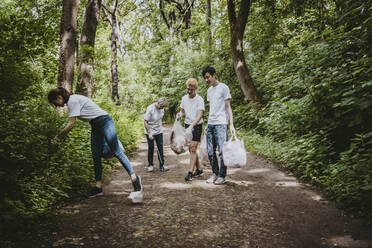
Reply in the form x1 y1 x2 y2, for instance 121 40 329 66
177 78 205 181
202 66 235 185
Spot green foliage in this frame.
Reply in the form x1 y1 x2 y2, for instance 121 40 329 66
327 132 372 216
1 1 372 247
238 0 372 220
0 0 54 101
0 90 142 247
95 97 143 153
0 92 92 245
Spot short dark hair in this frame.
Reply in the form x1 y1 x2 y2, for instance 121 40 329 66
202 66 216 77
47 87 71 104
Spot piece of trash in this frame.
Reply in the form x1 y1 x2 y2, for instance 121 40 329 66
128 191 143 203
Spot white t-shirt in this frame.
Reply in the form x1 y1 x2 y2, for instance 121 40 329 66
207 82 231 125
143 103 164 135
67 94 108 122
180 94 205 125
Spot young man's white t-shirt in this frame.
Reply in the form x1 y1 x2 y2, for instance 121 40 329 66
207 82 231 125
67 94 108 122
180 94 205 125
143 103 164 135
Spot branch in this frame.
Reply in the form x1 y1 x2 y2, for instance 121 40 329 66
175 0 195 31
117 3 138 17
102 2 113 15
167 0 183 11
159 0 170 29
227 0 237 35
116 22 127 58
102 5 113 25
236 0 251 37
111 0 118 15
118 0 127 7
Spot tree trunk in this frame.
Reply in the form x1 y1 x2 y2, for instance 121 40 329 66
184 0 192 51
110 39 120 105
76 0 102 98
206 0 212 58
110 10 121 105
57 0 78 93
227 0 261 104
103 0 127 105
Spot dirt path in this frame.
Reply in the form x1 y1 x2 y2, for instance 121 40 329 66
46 126 372 248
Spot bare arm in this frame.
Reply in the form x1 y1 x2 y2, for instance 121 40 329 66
177 108 185 119
225 99 235 133
190 109 204 128
144 120 150 134
57 117 76 140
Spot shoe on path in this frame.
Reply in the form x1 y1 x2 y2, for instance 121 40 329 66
185 172 193 181
89 187 103 198
214 176 226 185
206 174 217 184
160 165 169 172
128 176 143 203
147 165 154 172
192 169 203 178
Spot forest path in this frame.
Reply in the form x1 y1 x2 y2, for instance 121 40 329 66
48 126 372 248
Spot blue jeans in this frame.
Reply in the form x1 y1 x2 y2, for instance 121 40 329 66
90 114 134 181
102 139 124 159
206 124 228 178
146 133 164 167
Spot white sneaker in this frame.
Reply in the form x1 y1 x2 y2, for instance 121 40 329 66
147 165 153 172
206 174 217 183
214 176 226 185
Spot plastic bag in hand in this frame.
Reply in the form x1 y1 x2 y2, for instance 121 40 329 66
198 133 210 166
222 135 247 167
170 118 186 154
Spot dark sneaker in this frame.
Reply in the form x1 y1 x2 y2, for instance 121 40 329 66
192 169 204 178
185 172 193 181
129 176 143 203
160 165 169 172
132 175 142 192
89 187 103 198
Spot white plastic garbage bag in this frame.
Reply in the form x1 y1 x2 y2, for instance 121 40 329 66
199 133 210 166
222 134 247 167
185 126 193 144
128 191 143 203
170 118 187 154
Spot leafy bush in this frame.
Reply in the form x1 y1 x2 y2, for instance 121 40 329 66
0 89 143 247
237 0 372 221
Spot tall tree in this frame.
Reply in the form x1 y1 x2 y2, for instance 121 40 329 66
58 0 79 93
206 0 212 57
76 0 102 98
102 0 128 105
227 0 261 104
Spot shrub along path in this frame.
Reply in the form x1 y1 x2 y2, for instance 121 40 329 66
46 126 371 248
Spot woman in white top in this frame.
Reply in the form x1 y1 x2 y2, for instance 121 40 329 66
176 78 205 181
144 97 169 172
48 87 142 201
